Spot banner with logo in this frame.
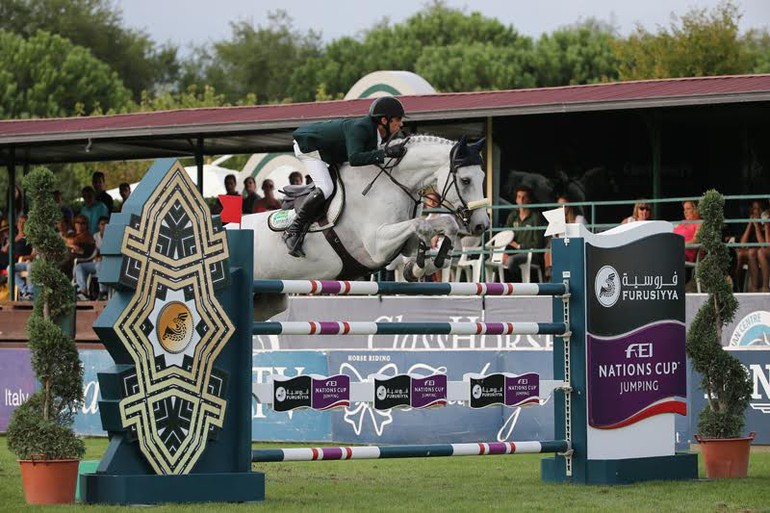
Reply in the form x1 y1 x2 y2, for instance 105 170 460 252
251 350 331 442
0 348 35 432
73 349 115 435
586 233 688 430
689 349 770 444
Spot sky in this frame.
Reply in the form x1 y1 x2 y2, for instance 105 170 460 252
118 0 770 52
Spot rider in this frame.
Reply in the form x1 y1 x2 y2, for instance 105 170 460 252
283 96 407 257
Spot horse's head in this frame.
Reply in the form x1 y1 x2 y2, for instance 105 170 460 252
437 136 490 235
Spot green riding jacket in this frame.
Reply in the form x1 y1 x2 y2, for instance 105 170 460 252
293 116 385 166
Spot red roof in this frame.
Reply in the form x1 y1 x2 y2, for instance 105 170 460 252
1 74 770 164
2 74 770 137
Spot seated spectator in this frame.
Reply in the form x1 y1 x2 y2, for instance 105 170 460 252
212 174 240 215
118 182 131 211
734 200 769 292
3 213 34 300
544 195 587 280
289 171 304 186
253 179 281 213
92 171 114 212
57 217 74 239
75 216 109 300
621 200 652 224
673 200 702 263
80 186 110 234
505 186 546 282
63 215 96 279
242 176 261 214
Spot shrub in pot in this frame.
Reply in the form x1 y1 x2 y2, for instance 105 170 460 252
685 189 753 478
6 168 85 503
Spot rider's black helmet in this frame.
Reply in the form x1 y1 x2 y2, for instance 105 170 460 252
369 96 405 120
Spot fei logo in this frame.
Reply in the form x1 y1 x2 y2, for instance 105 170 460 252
595 265 620 308
625 342 653 359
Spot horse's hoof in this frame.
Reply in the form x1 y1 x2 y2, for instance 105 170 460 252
288 246 305 258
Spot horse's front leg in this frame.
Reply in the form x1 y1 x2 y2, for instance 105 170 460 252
369 216 459 263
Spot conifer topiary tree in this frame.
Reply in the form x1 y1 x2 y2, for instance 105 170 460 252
686 189 751 438
6 167 84 460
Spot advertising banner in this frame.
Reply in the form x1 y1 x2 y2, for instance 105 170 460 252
0 348 35 432
252 350 331 442
689 349 770 444
586 233 687 430
74 349 114 435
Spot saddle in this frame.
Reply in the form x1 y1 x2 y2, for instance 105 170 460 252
267 170 344 233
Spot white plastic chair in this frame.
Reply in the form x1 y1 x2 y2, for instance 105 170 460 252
484 230 515 283
455 236 483 283
518 251 544 284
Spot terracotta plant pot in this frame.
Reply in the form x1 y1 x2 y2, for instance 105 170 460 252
18 458 80 504
695 432 756 478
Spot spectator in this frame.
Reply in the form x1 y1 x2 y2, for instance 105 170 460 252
556 194 587 225
12 185 24 217
80 186 110 234
3 213 34 300
54 190 74 224
75 216 109 300
734 200 769 292
673 200 702 263
289 171 304 186
63 215 95 281
213 174 240 215
92 171 114 212
621 200 652 224
242 176 261 214
505 186 546 282
118 182 131 211
544 195 587 280
0 218 8 270
253 179 282 213
424 192 452 282
57 216 74 239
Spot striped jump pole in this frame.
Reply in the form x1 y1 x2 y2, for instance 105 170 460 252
252 440 570 463
252 279 567 297
252 321 568 336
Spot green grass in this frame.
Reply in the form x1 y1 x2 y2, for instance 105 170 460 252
2 437 770 512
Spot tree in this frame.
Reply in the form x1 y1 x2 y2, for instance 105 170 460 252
533 19 620 87
614 1 751 80
0 30 132 119
289 2 533 98
416 43 536 91
186 10 321 104
0 0 179 99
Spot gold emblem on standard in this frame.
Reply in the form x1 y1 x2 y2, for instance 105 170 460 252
157 301 193 353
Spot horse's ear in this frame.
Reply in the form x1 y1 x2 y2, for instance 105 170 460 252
472 137 486 152
457 135 468 147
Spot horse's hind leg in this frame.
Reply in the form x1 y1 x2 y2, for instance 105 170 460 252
253 293 288 321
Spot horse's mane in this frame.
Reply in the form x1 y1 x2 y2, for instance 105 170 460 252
403 134 454 147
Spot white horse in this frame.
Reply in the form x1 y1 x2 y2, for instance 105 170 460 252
238 135 490 319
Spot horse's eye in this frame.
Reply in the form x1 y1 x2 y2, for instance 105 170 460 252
461 178 471 186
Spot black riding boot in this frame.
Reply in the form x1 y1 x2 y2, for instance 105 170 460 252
282 188 326 257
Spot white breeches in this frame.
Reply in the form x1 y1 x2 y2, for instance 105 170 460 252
293 141 333 197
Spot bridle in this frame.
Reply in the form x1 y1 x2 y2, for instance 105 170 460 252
435 139 490 227
362 136 489 227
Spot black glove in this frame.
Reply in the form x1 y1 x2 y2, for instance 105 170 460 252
384 143 406 159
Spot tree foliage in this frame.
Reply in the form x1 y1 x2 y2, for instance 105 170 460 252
184 10 321 104
0 29 132 118
0 0 179 98
614 1 751 80
686 190 751 438
6 167 84 460
533 19 620 87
